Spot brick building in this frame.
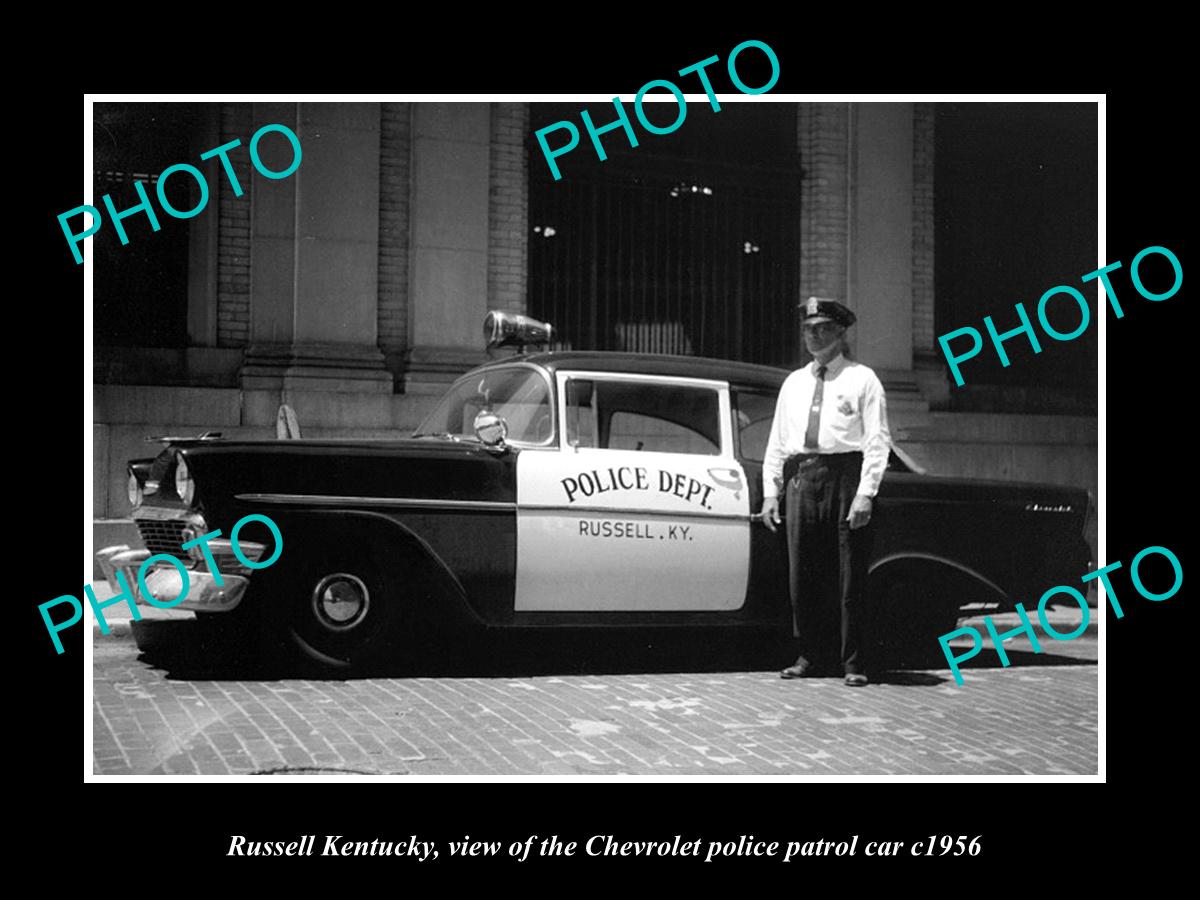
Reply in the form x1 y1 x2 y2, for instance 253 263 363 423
92 100 1097 553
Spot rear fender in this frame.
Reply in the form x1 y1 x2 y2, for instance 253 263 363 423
869 553 1010 612
867 555 1010 665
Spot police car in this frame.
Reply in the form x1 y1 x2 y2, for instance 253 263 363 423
99 312 1093 672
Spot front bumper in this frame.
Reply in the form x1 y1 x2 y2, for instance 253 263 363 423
95 539 263 613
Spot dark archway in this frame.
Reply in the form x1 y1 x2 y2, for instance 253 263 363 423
93 102 206 349
528 102 801 366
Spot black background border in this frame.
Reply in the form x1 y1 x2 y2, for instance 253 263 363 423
23 29 1186 880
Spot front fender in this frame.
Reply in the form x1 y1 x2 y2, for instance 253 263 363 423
249 508 485 628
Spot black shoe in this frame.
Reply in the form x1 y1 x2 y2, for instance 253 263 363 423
844 673 869 687
780 657 816 679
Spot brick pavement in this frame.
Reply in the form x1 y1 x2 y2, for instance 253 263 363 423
92 620 1097 776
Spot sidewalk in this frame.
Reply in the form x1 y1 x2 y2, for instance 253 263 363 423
89 583 192 638
960 604 1097 636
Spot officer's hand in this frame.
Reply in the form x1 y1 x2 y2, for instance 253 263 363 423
847 494 872 529
760 497 781 532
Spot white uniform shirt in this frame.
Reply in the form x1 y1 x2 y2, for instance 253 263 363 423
762 353 892 499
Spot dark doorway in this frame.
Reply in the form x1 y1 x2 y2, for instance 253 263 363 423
528 102 801 366
93 102 206 349
935 102 1098 412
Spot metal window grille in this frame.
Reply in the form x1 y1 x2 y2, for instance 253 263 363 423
529 163 801 366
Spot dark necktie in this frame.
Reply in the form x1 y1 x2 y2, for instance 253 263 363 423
803 364 827 449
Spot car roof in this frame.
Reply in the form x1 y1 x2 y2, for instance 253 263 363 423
477 350 792 388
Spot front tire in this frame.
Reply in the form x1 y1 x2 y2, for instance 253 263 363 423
273 546 406 673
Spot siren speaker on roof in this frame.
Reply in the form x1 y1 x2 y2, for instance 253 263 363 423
483 311 554 350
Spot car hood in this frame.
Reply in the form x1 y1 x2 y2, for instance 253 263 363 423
137 437 519 525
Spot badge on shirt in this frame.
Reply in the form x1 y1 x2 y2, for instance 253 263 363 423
837 398 855 416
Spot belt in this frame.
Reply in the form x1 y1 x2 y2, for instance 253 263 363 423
783 451 862 481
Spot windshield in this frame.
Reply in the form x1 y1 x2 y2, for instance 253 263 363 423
415 366 554 445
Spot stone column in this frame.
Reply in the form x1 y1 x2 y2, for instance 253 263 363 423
239 101 392 393
848 103 914 371
186 105 220 348
846 103 927 424
910 102 949 409
798 103 851 307
403 103 492 393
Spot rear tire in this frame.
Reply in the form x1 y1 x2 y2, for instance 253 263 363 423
871 571 962 668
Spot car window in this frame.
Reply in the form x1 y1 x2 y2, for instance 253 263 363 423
565 378 721 455
416 367 554 444
732 387 917 473
887 448 914 473
731 388 778 462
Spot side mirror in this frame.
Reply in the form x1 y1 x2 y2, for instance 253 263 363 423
473 410 508 448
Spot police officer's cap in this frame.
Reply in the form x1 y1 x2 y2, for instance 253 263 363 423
798 296 856 328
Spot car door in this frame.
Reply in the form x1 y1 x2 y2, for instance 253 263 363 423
515 371 751 611
730 384 792 613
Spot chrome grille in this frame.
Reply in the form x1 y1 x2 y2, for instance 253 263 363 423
135 518 187 557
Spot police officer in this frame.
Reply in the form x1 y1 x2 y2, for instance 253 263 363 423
760 297 892 687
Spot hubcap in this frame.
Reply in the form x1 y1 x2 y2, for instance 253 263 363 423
311 573 370 631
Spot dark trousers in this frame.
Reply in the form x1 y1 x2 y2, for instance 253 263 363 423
784 452 874 674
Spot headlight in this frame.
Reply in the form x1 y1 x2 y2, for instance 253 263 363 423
175 455 196 505
127 471 143 508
